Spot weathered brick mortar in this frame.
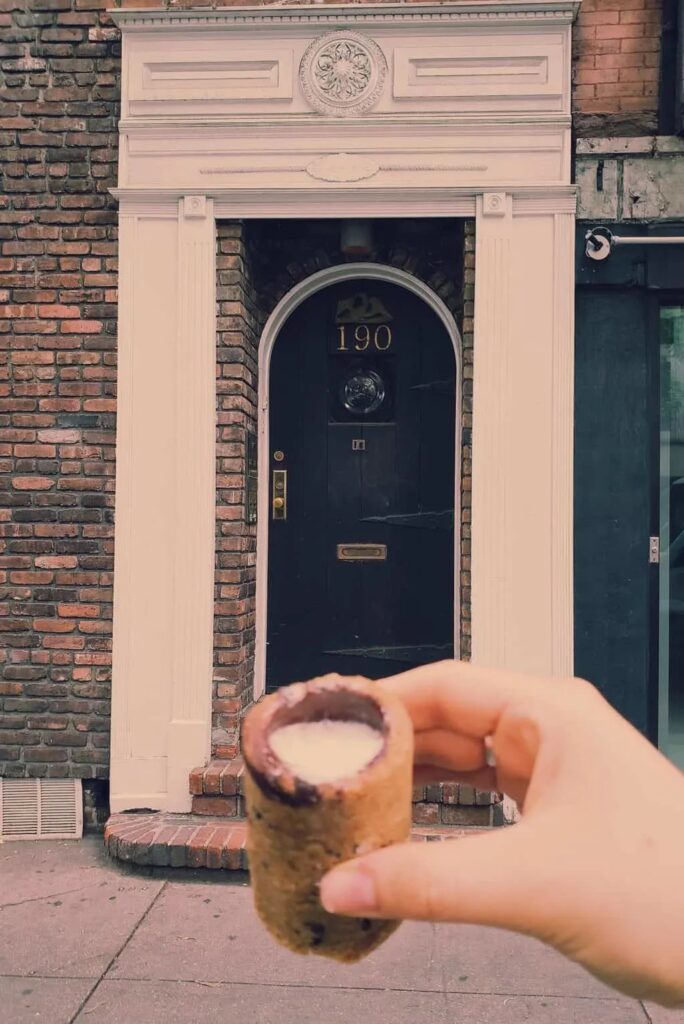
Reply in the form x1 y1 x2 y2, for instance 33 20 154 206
0 0 119 782
213 222 260 755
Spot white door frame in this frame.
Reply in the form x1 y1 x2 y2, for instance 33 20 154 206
253 263 464 699
110 1 578 811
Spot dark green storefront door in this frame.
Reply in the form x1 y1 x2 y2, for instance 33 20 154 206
266 278 456 691
575 227 684 767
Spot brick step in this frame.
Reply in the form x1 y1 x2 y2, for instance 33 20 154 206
189 755 246 818
189 758 503 827
104 811 488 871
190 756 246 797
211 728 239 761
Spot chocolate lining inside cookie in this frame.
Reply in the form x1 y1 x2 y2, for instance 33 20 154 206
269 686 386 734
243 679 388 805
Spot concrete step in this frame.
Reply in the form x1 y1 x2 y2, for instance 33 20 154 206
104 811 488 871
188 758 503 827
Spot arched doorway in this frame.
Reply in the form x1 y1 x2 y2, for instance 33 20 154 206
260 268 461 691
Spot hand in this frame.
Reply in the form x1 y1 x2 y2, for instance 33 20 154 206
319 661 684 1007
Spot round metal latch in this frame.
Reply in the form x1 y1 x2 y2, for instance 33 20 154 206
585 227 613 261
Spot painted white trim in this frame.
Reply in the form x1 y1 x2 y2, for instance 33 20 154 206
111 2 581 31
111 186 576 220
120 115 572 131
110 201 215 814
471 197 574 675
550 211 575 676
253 263 464 700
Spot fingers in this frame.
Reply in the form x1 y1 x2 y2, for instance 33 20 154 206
414 729 486 772
379 663 554 804
320 820 558 936
376 660 556 738
412 764 498 790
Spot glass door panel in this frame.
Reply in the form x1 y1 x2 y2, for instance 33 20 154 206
659 305 684 768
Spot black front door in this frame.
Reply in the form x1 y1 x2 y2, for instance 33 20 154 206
266 278 456 691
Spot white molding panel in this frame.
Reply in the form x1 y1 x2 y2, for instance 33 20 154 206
471 197 575 675
122 25 568 119
393 39 566 114
109 200 215 813
119 122 569 192
127 37 295 117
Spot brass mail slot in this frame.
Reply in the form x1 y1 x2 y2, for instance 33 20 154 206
337 543 387 562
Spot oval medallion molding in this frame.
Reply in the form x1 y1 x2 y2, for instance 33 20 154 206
299 31 388 117
306 153 380 182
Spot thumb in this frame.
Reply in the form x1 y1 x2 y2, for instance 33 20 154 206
320 821 560 937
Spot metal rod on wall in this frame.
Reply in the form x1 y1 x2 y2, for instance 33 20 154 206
585 226 684 261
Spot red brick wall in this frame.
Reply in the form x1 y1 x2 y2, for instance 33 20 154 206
573 0 663 135
213 223 260 758
0 0 119 780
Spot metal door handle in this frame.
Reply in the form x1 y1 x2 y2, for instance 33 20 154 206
272 469 287 520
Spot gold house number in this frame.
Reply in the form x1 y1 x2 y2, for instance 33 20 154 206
337 324 393 352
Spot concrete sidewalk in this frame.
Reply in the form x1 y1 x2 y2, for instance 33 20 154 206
0 838 680 1024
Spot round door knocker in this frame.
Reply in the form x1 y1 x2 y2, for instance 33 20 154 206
340 368 385 415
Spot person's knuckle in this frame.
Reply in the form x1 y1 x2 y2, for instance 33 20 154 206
420 870 445 921
545 674 594 702
568 675 603 704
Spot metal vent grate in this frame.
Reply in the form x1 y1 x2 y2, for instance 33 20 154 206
0 779 83 840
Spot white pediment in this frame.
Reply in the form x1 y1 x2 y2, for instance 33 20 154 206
112 1 579 196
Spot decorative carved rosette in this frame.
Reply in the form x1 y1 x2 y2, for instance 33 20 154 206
299 31 388 117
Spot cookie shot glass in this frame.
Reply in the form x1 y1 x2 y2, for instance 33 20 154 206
241 675 414 962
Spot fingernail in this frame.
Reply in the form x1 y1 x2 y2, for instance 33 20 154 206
484 736 497 767
320 867 378 914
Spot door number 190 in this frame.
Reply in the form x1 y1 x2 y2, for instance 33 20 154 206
337 324 392 352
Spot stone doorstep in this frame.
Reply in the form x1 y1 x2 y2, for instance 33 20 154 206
104 811 488 871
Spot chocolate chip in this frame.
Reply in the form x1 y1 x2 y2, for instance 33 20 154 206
307 921 326 946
